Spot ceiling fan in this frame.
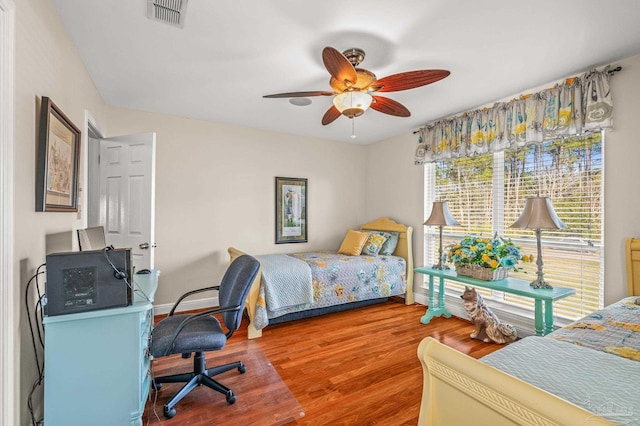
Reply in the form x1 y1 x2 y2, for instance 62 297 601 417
263 46 450 128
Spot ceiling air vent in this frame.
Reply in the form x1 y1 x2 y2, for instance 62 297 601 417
147 0 188 28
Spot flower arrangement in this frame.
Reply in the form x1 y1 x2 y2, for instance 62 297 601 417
447 235 530 271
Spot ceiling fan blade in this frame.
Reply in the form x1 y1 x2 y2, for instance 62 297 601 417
371 70 450 92
263 91 334 98
322 47 357 87
322 105 341 125
370 96 411 117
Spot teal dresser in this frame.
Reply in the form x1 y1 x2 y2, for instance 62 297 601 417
43 271 159 426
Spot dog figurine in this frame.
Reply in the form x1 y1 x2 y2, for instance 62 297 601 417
461 286 517 344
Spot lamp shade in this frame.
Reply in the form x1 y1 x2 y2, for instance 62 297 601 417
509 196 567 230
333 91 373 118
424 201 460 226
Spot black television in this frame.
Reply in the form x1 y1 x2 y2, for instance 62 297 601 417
45 248 133 316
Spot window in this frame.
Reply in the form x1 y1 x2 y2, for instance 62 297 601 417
424 133 603 319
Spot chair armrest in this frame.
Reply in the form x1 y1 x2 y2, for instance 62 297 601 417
168 285 221 316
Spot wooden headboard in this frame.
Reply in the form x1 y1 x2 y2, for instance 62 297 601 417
625 238 640 296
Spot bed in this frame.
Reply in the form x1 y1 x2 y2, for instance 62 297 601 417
228 217 414 339
416 237 640 425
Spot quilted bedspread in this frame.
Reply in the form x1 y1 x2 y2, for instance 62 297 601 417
481 336 640 425
256 254 313 311
252 251 407 331
548 296 640 362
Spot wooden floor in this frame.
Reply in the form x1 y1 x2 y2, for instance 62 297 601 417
151 298 503 425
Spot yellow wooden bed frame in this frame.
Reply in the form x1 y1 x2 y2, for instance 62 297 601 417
626 237 640 297
415 238 640 425
229 217 414 339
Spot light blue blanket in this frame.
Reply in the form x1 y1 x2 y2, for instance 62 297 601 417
256 254 313 311
482 336 640 425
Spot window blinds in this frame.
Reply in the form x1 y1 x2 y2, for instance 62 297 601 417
425 133 603 319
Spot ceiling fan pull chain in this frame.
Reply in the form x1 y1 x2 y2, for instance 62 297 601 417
351 118 357 139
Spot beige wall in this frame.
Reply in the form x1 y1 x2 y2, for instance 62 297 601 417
104 107 368 305
364 131 424 278
14 0 107 424
366 52 640 305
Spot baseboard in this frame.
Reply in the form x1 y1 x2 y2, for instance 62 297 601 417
153 296 218 315
158 292 416 316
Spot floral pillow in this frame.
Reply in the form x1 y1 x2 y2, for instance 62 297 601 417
379 232 399 255
361 231 390 256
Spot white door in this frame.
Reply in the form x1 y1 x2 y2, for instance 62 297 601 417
98 133 156 271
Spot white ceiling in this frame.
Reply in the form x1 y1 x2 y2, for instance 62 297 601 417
51 0 640 145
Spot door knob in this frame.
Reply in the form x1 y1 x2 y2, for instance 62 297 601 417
139 242 149 250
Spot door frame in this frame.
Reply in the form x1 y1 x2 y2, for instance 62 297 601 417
83 111 105 228
0 1 16 425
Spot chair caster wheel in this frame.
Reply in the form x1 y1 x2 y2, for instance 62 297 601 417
163 405 176 419
226 391 236 404
238 364 246 374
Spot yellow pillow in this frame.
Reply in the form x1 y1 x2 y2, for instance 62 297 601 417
337 230 370 256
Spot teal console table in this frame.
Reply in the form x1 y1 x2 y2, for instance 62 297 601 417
414 267 575 336
44 270 159 426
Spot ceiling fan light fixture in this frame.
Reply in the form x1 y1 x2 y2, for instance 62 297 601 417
333 92 373 118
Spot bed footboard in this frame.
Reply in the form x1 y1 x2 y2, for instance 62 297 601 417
416 337 612 425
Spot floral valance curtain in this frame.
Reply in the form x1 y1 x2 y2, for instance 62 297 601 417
415 67 613 164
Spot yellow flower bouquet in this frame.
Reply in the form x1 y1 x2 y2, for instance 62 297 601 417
447 235 530 280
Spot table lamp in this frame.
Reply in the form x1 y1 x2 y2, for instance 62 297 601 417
425 201 460 270
509 196 567 289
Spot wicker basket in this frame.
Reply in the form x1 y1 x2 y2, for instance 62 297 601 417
456 265 508 281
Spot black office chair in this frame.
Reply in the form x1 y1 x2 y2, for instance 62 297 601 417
150 254 260 419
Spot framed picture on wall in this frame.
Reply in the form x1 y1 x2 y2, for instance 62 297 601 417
275 177 307 244
36 97 81 212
